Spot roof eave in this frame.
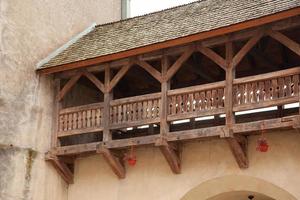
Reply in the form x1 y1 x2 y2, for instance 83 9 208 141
37 7 300 75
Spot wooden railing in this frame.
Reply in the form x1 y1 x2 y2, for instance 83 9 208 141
233 67 300 111
167 81 225 121
110 93 161 129
56 67 300 140
58 103 104 137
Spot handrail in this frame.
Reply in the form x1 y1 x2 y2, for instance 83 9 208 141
110 92 161 106
59 102 104 114
233 66 300 84
168 81 225 96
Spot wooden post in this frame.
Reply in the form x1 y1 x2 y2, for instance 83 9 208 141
160 55 170 136
52 78 61 148
103 65 112 142
224 42 235 137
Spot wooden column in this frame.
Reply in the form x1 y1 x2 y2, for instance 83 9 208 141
160 55 170 136
224 42 235 137
224 42 248 168
52 78 61 148
157 55 181 174
103 65 112 142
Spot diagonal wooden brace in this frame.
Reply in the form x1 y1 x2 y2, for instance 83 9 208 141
97 144 125 179
45 151 74 184
155 137 181 174
226 135 248 169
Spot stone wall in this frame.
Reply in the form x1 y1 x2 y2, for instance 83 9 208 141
68 130 300 200
0 1 121 200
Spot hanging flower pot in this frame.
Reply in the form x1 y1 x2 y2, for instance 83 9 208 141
256 138 269 152
256 123 269 152
124 146 137 166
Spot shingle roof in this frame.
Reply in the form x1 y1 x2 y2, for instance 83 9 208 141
38 0 300 69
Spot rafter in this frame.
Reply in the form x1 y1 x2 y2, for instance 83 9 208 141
82 70 105 93
108 63 132 92
267 29 300 57
45 152 74 184
56 72 82 101
97 145 125 179
155 138 181 174
197 44 226 70
165 47 194 81
134 59 162 82
227 135 248 169
232 30 264 68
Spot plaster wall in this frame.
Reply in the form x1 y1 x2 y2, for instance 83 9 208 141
0 1 121 200
68 130 300 200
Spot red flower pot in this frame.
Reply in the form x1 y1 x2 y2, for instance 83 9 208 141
127 157 137 166
256 139 269 152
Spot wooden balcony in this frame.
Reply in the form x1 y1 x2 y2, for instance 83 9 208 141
45 18 300 184
54 67 300 150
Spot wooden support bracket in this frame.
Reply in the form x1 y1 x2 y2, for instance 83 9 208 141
97 144 126 179
226 135 248 169
45 152 74 184
155 138 181 174
282 115 300 131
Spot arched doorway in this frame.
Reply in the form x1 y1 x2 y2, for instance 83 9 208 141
181 175 296 200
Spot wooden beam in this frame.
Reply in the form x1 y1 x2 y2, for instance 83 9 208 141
52 78 61 148
160 56 170 136
134 59 162 82
103 65 112 142
267 29 300 57
232 30 264 68
108 63 132 92
82 70 105 93
45 152 74 184
197 44 226 70
56 72 82 101
166 47 194 81
227 135 248 169
155 138 181 174
223 42 235 137
97 145 125 179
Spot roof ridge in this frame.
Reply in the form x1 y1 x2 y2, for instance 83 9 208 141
95 0 204 28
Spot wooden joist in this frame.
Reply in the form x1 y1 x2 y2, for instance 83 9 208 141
97 145 125 179
226 135 248 169
155 138 181 174
45 152 74 184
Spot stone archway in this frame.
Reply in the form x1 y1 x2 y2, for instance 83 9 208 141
181 175 296 200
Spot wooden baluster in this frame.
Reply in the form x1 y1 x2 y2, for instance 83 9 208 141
240 84 245 105
206 90 212 110
245 83 251 104
68 113 73 130
194 92 200 111
82 111 86 128
258 81 265 102
143 101 147 119
96 108 101 127
271 79 278 100
77 112 82 129
132 102 137 121
188 93 194 112
285 76 292 97
292 75 299 96
200 91 205 110
278 77 285 98
122 104 127 122
219 88 225 108
86 110 91 128
58 115 64 132
118 105 122 123
153 99 158 118
147 100 152 119
212 89 217 109
171 96 176 115
265 80 271 101
63 114 68 131
177 95 182 113
72 113 77 130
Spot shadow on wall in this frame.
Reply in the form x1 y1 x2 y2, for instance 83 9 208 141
180 175 297 200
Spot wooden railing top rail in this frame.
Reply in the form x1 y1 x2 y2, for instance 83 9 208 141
168 81 225 96
233 66 300 85
59 102 104 114
110 92 161 106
